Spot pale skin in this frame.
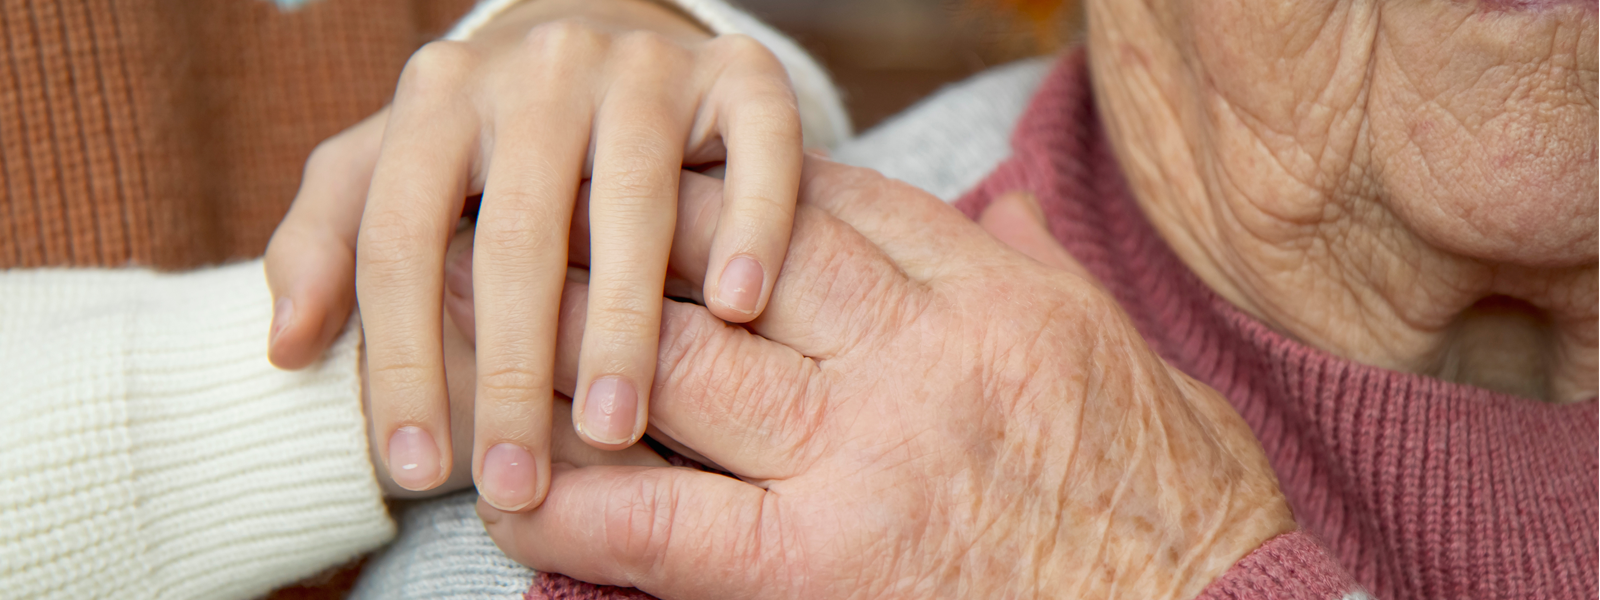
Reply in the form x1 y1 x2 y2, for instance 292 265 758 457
264 0 804 511
363 226 672 500
459 0 1592 597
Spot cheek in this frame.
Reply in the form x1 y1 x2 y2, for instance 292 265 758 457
1182 0 1361 125
1364 8 1598 266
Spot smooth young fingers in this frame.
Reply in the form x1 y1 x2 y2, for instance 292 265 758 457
564 173 723 286
572 44 693 450
697 35 804 324
264 110 388 369
356 42 481 492
469 85 595 511
578 169 902 361
478 465 777 600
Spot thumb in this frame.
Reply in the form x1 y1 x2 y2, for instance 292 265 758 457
977 190 1091 279
265 111 387 369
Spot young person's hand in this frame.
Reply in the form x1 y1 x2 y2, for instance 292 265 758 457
263 0 805 513
367 227 669 501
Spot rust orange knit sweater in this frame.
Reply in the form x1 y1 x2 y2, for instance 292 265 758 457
0 0 474 270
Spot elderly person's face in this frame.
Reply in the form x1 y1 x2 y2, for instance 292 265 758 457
1087 0 1596 401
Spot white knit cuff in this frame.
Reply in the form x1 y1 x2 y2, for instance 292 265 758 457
443 0 852 149
0 262 392 600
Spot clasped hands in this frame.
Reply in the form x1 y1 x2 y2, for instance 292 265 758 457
255 2 1291 592
388 159 1297 599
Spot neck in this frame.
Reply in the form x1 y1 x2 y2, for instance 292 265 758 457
1084 17 1597 403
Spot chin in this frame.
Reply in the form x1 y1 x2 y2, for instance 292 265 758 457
1387 187 1596 269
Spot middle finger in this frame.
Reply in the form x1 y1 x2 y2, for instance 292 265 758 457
570 36 693 451
471 48 600 511
358 42 482 493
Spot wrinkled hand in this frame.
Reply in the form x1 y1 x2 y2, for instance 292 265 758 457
472 160 1295 599
265 0 805 512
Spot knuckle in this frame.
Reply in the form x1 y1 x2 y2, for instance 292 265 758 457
476 194 564 251
656 308 725 386
706 34 777 68
357 214 436 274
730 89 801 138
603 474 678 569
586 289 659 337
398 41 477 100
729 190 793 219
521 18 607 56
476 364 548 400
612 31 687 67
595 155 675 207
655 308 819 459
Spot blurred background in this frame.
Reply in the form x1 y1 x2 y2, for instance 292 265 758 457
736 0 1081 131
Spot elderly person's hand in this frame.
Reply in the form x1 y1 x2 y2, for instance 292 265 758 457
472 161 1295 599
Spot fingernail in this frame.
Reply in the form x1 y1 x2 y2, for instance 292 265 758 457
481 443 537 510
388 426 442 491
476 498 505 524
269 297 294 345
582 377 639 445
716 256 764 315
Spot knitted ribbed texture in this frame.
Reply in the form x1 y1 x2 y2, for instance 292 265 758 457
0 261 394 599
1199 533 1365 600
351 491 535 600
0 0 474 270
953 50 1599 600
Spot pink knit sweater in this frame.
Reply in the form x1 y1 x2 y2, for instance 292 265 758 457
530 50 1598 600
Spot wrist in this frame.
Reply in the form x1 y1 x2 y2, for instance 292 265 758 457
1008 372 1294 599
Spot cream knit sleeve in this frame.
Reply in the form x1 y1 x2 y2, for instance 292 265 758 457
0 261 393 600
444 0 853 150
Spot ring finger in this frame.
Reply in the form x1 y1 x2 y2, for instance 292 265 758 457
571 38 694 450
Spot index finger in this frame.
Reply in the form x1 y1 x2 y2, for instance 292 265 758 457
478 464 779 599
357 42 482 492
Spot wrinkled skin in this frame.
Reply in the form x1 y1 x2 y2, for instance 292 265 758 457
1090 0 1597 401
463 0 1594 596
473 164 1295 599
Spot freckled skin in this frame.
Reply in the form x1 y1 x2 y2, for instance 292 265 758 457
481 168 1295 599
475 1 1594 596
1088 0 1596 401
